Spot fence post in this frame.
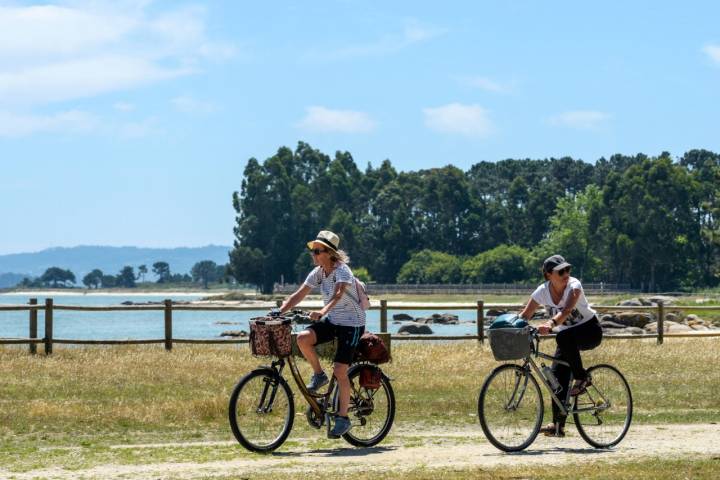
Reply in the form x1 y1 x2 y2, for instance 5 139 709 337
29 298 38 354
380 299 387 333
164 299 173 351
477 300 485 343
44 298 53 355
657 303 664 345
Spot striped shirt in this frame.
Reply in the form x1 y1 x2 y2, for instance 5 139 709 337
303 262 366 327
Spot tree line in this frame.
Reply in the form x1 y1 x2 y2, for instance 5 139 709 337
229 142 720 293
19 260 230 289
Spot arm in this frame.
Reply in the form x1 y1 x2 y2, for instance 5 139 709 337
552 288 582 325
519 298 540 321
279 284 312 313
309 282 349 320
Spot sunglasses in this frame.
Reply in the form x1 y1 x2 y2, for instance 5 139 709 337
309 248 328 255
556 267 571 276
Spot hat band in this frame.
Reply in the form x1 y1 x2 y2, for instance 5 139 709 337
315 237 338 251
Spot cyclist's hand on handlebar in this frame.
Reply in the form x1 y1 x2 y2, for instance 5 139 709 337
268 308 282 317
309 311 324 321
538 321 553 335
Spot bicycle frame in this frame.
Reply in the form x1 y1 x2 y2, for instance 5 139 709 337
523 338 611 417
265 356 338 420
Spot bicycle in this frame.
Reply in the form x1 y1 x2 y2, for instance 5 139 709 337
478 326 632 452
228 311 395 453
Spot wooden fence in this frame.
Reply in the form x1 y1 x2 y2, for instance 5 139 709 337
274 282 634 295
1 298 719 355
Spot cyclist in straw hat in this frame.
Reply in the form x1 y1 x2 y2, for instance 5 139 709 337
278 230 366 438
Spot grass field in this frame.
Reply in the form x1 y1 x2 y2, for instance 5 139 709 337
0 335 718 476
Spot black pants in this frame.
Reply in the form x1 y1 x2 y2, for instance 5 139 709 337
551 317 603 425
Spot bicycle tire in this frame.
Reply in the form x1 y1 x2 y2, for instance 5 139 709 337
478 363 544 452
228 368 295 453
573 364 633 449
339 364 396 447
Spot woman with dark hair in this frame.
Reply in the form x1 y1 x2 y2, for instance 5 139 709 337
518 254 603 437
278 230 365 439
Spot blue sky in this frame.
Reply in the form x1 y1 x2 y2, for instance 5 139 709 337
2 0 720 255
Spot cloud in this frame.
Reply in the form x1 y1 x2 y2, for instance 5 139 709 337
171 95 218 114
423 103 494 137
296 106 376 133
547 110 611 130
113 102 136 112
0 110 97 137
703 44 720 64
456 75 511 93
0 2 234 106
302 19 445 61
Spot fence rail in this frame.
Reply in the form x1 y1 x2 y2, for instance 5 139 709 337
1 297 719 354
275 283 635 295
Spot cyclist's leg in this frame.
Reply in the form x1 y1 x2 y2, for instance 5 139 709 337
298 320 333 374
332 325 364 416
551 344 571 428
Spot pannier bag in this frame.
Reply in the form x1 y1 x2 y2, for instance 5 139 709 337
488 326 532 361
359 365 382 389
355 332 391 364
249 317 292 357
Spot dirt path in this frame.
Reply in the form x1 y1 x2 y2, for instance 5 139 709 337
3 424 719 480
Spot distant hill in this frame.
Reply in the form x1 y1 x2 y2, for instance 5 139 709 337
0 245 232 283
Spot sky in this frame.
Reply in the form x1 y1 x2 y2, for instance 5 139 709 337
2 0 720 255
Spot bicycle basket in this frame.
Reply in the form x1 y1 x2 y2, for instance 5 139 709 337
249 318 292 357
488 327 532 361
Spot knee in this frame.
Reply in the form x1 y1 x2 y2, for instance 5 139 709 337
297 331 314 347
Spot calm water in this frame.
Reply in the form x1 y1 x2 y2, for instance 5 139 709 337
0 294 480 340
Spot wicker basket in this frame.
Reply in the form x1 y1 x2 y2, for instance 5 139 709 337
249 318 292 357
488 327 532 361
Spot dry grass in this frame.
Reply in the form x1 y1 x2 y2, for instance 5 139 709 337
1 336 718 445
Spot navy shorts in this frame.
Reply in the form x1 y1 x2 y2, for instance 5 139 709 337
307 319 364 365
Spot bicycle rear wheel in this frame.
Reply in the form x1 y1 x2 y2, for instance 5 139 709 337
228 368 294 453
573 364 632 448
339 365 395 447
478 364 543 452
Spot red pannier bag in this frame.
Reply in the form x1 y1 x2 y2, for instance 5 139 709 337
355 332 391 364
359 365 382 389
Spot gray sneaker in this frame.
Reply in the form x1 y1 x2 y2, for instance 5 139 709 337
328 415 352 438
306 371 329 392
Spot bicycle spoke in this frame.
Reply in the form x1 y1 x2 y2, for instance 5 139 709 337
573 364 632 448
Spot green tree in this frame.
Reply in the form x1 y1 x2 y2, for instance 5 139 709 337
116 266 136 288
191 260 219 289
397 250 462 284
82 269 103 289
40 267 76 288
353 267 372 283
228 246 266 290
101 274 117 288
462 245 533 283
137 265 148 282
152 262 171 283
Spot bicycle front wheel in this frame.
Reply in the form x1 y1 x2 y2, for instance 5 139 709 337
228 368 294 453
573 364 633 448
478 364 543 452
340 365 396 447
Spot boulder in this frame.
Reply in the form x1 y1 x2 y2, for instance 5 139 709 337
617 299 642 307
393 313 414 321
414 317 433 324
220 330 247 337
647 295 676 306
486 309 507 317
690 324 709 331
614 311 654 328
623 326 645 335
397 323 434 335
667 323 693 333
601 320 627 329
664 312 680 323
683 314 705 326
431 313 459 324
